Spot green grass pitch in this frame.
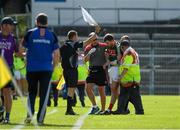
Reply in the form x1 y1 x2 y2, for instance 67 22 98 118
0 95 180 129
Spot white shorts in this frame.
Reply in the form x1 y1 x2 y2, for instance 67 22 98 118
14 70 25 80
108 66 119 84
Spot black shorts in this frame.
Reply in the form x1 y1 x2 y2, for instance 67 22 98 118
86 66 107 86
63 68 78 88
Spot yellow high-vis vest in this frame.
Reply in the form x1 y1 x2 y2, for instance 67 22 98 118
119 47 141 87
51 63 63 83
78 63 88 81
13 54 25 70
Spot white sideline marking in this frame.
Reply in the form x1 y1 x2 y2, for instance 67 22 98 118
72 96 100 130
11 123 25 130
71 109 90 130
46 109 58 115
11 109 57 130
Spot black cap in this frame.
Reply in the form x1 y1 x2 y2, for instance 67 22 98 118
1 17 17 25
36 13 48 25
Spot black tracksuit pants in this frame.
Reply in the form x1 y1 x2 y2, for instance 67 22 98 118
117 85 144 114
26 71 52 122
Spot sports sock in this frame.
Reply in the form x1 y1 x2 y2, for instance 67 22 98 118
5 112 10 119
108 103 114 111
67 96 73 111
93 105 98 108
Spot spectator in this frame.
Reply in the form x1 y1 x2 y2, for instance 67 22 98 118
22 13 60 125
0 16 18 124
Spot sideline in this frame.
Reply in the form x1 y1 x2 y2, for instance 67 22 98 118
71 96 100 130
11 109 58 130
71 109 90 130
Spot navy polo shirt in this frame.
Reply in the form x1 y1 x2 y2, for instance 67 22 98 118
23 27 59 72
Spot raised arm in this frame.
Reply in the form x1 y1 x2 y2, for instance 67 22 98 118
83 26 101 47
84 48 96 62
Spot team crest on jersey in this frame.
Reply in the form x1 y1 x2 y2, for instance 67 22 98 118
0 41 12 50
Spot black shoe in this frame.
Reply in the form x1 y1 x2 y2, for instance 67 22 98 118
95 110 106 115
3 118 10 124
104 109 112 115
81 101 85 107
135 111 144 115
112 110 130 115
65 110 77 115
89 107 100 115
71 101 77 107
111 110 121 115
47 100 51 107
37 121 44 126
0 106 4 123
13 95 18 100
54 100 58 107
126 109 130 114
24 115 32 124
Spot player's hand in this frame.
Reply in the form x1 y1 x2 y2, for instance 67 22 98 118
88 48 96 55
110 60 117 65
105 49 109 58
95 25 101 34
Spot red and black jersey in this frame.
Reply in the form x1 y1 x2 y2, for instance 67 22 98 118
85 42 107 66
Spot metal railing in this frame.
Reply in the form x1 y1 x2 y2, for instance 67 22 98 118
132 40 180 95
54 7 180 25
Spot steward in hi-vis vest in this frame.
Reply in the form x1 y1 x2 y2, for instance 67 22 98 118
119 46 140 88
113 39 144 115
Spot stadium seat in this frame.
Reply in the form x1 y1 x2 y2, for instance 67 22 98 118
112 33 150 40
152 33 180 40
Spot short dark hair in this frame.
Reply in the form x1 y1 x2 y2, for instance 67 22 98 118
67 30 77 40
120 35 130 42
36 13 48 25
121 40 130 47
103 33 114 42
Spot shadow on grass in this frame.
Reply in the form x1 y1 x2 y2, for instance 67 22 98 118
39 123 75 128
5 122 76 128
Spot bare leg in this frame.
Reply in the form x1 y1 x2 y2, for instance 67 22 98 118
108 81 119 111
2 88 12 120
98 86 106 111
67 87 76 97
22 79 28 96
85 83 96 106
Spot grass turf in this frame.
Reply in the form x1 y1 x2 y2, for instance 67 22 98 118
0 95 180 129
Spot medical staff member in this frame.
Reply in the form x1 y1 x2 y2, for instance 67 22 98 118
113 39 144 115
